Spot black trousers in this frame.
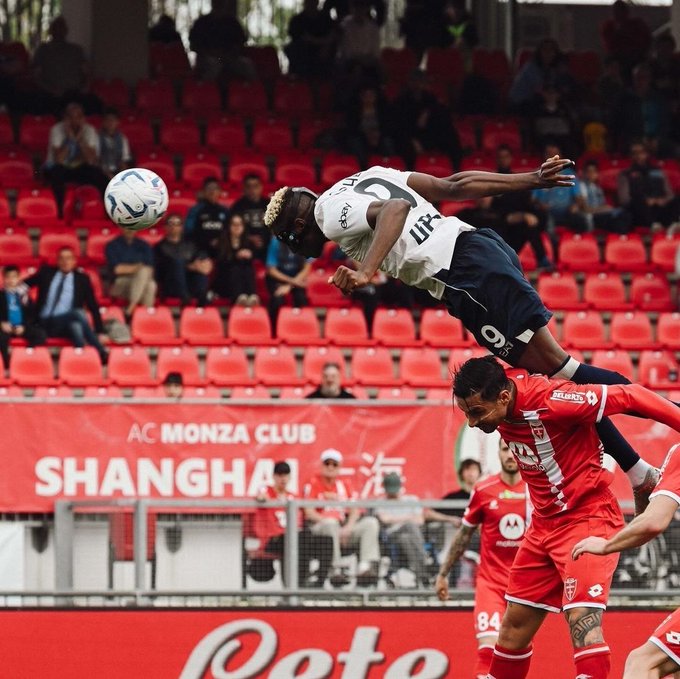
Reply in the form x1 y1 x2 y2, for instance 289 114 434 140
0 323 47 368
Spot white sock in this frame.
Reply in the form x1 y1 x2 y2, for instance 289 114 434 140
626 459 653 487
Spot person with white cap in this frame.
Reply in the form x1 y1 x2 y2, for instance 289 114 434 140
303 448 381 586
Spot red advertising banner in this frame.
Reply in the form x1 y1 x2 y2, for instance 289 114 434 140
0 609 668 678
1 402 677 511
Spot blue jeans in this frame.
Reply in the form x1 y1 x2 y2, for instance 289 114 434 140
42 310 107 359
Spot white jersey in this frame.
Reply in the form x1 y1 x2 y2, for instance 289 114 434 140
314 166 475 299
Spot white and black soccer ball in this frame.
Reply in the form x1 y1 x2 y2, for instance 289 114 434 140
104 168 169 230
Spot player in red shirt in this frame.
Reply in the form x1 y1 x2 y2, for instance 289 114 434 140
436 438 528 679
572 444 680 678
452 356 680 679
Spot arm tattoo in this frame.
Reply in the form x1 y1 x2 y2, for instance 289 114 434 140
438 525 474 577
569 609 604 648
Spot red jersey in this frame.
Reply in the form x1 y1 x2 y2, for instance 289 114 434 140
303 475 356 522
253 485 301 542
462 474 527 590
497 370 680 519
650 443 680 506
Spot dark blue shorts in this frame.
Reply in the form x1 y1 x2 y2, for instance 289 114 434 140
435 228 552 365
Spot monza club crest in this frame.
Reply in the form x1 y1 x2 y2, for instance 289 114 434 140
564 577 577 601
529 421 546 441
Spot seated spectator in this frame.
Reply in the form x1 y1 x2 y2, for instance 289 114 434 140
440 0 478 54
600 0 652 78
617 141 680 231
531 86 577 155
230 174 270 262
285 0 338 80
105 229 157 319
323 0 385 25
306 362 356 399
149 14 183 44
98 108 132 179
578 160 632 233
532 141 587 233
335 0 382 88
24 247 108 364
254 461 334 588
162 371 184 399
0 265 46 368
345 83 395 167
213 214 259 306
303 449 381 587
154 213 212 306
43 101 109 216
265 236 311 328
376 472 430 588
185 177 231 259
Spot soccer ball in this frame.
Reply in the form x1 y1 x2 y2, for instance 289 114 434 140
104 168 169 230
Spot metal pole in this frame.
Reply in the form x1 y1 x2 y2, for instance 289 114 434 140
284 500 299 594
133 500 148 591
54 500 74 591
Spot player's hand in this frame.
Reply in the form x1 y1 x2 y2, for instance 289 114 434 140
328 266 371 294
536 155 575 188
435 574 449 601
571 536 608 560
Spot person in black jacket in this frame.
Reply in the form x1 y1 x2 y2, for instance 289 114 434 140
24 247 108 363
185 177 231 258
0 265 46 368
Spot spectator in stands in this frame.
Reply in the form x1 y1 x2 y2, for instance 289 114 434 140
148 14 183 44
306 362 356 399
213 214 259 306
185 177 231 259
230 174 270 262
24 247 108 364
399 0 444 61
649 32 680 103
531 85 577 155
532 141 588 233
600 0 652 78
377 472 430 588
285 0 338 80
440 0 478 54
265 236 311 328
163 371 184 399
335 0 381 87
0 265 46 368
43 102 109 217
304 449 381 587
345 83 395 167
578 160 632 233
392 69 462 168
324 0 385 25
254 460 334 588
105 229 157 319
154 213 212 307
617 141 680 231
98 108 132 179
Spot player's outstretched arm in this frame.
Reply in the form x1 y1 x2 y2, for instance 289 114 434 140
604 383 680 432
435 523 475 601
572 495 678 560
407 155 575 203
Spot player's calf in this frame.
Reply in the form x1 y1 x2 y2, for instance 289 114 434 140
566 607 610 679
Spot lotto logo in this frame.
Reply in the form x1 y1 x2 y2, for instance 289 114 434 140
666 631 680 645
586 391 598 406
588 584 604 598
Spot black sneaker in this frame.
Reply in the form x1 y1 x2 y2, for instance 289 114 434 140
329 570 350 588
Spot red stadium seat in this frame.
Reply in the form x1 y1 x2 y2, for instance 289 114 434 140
131 306 178 345
439 199 475 217
227 81 269 116
630 273 674 312
420 308 471 347
537 272 585 311
351 347 397 386
38 232 81 262
179 307 224 345
91 78 130 109
227 151 269 186
598 157 631 194
567 50 601 87
230 385 271 399
376 386 418 400
657 313 680 350
156 346 202 384
206 346 253 386
481 120 521 153
583 272 631 311
205 116 247 153
604 234 648 272
150 41 191 79
0 229 34 266
182 152 222 188
58 347 105 386
367 154 407 171
276 307 324 345
381 47 419 87
273 80 314 117
274 158 318 187
425 47 464 90
472 49 512 91
609 311 656 350
302 346 347 384
254 345 303 386
120 116 154 151
557 234 602 271
252 117 294 152
227 306 274 345
454 117 478 151
181 80 221 113
562 311 611 350
0 113 13 145
166 189 196 219
159 116 201 153
325 307 372 346
320 154 361 187
135 150 176 184
84 227 116 265
32 385 75 398
64 185 107 225
99 306 126 326
447 347 490 372
135 78 176 113
518 235 555 272
306 269 351 308
0 385 25 398
133 385 164 398
244 45 281 83
650 234 679 272
18 115 55 152
0 150 35 189
10 347 56 386
656 159 680 193
638 350 679 390
108 346 154 386
278 385 313 399
414 153 453 177
16 190 60 228
182 385 222 399
590 350 635 383
296 118 335 151
372 308 419 347
82 385 123 399
400 348 447 388
425 387 452 401
460 154 495 172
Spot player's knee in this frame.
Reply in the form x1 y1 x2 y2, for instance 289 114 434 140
566 607 604 647
623 646 654 678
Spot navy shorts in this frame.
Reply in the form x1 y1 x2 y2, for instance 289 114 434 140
435 228 552 365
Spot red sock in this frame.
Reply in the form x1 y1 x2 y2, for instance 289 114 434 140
474 645 494 678
487 644 533 679
573 643 611 679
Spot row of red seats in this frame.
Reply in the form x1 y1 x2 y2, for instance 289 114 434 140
4 344 677 391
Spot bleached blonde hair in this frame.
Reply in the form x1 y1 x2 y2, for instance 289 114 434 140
264 186 290 229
